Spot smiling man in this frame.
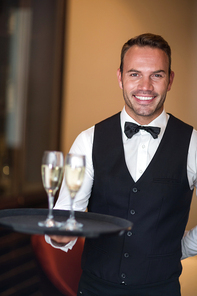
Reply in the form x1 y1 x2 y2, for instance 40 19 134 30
46 33 197 296
117 39 174 124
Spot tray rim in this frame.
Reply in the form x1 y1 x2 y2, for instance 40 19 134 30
0 208 133 238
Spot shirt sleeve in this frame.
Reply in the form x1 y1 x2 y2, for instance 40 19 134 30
181 129 197 259
187 129 197 190
181 227 197 259
55 126 94 212
45 126 94 252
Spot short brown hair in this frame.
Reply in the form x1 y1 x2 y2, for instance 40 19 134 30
120 33 171 75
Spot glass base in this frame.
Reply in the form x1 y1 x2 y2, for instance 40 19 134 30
60 217 83 231
38 218 62 228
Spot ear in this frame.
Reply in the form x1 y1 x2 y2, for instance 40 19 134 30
117 68 123 89
167 70 175 91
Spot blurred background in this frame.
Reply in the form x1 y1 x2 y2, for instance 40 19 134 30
0 0 197 295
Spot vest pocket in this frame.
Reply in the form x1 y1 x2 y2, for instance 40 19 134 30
153 177 181 184
146 251 182 283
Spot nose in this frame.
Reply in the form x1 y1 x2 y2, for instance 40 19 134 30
137 76 153 92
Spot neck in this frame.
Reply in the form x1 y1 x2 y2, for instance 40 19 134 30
125 106 163 125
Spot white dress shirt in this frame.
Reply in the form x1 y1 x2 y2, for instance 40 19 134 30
46 107 197 257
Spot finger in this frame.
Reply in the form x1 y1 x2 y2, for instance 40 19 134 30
49 235 77 245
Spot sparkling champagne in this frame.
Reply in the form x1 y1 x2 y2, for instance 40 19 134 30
41 164 64 196
65 164 85 197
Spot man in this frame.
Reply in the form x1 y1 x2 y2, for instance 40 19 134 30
46 33 197 296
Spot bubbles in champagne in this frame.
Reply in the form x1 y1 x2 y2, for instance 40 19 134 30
41 165 63 195
65 164 85 196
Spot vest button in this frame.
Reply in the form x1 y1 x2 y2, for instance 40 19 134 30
124 252 129 258
132 187 138 193
121 281 127 285
127 231 132 237
121 273 126 279
130 209 135 215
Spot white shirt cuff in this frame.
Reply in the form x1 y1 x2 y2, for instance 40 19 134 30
45 235 77 252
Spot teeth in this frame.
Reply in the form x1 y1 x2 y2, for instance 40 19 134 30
135 96 154 101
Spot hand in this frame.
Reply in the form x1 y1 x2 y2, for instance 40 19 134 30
49 235 77 247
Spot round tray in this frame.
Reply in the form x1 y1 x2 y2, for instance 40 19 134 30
0 208 133 238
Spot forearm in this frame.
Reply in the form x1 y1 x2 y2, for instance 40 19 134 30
45 128 94 251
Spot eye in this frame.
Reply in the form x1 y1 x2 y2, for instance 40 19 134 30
129 72 139 77
152 73 165 79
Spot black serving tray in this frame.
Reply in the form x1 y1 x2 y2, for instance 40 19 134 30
0 209 132 238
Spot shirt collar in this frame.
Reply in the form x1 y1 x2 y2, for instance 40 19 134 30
120 106 169 141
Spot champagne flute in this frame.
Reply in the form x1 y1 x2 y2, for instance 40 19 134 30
62 153 86 230
38 151 64 227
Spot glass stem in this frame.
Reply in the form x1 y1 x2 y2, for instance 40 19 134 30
69 193 75 220
47 193 54 220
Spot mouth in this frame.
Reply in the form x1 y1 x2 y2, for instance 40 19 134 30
134 95 156 101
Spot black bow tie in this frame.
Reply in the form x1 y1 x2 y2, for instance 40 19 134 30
124 122 161 139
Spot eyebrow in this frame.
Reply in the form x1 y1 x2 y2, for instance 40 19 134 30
127 69 166 74
127 69 140 73
152 70 166 74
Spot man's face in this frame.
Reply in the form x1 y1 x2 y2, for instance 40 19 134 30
117 45 174 124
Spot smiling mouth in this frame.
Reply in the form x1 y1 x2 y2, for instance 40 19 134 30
134 95 156 101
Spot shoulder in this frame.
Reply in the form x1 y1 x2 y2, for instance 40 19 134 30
70 112 121 152
70 126 95 154
190 128 197 146
168 113 193 130
95 112 121 126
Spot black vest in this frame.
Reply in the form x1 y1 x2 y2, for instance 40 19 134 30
81 113 193 286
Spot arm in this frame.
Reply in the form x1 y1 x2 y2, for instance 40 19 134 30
182 227 197 259
45 126 94 251
181 129 197 259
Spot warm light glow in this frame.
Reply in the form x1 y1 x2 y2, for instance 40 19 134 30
3 166 9 176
